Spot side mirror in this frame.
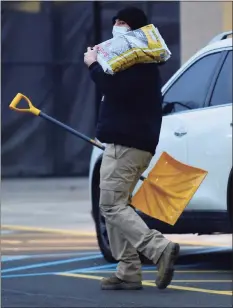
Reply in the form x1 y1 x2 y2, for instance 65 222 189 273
162 102 174 115
162 101 193 116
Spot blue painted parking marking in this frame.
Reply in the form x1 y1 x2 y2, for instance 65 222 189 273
1 256 29 262
1 264 116 279
1 254 102 274
1 251 101 262
2 272 58 279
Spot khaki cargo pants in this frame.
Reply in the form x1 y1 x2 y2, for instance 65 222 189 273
99 144 170 282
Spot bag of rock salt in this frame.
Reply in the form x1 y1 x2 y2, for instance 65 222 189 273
96 24 171 75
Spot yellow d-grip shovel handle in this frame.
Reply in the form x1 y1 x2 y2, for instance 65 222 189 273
9 93 41 116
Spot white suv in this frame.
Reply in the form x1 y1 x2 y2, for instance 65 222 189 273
89 31 232 262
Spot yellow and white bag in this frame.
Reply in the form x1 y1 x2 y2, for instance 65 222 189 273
96 24 171 75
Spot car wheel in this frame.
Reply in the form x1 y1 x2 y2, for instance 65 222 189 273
92 166 151 264
92 167 116 263
230 188 233 231
96 208 116 263
227 168 233 231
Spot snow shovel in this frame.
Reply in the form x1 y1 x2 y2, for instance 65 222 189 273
9 93 208 225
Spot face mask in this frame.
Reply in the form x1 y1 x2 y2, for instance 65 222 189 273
112 25 130 37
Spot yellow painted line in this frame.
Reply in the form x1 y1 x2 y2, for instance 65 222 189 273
84 270 230 274
68 274 231 282
27 239 97 244
59 272 103 281
2 225 231 247
57 273 232 296
1 240 21 244
1 225 96 237
1 246 99 251
142 280 232 296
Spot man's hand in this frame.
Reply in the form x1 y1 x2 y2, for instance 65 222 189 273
84 47 98 67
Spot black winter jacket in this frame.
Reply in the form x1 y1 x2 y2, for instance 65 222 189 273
88 61 163 155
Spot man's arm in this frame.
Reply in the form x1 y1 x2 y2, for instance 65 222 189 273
88 61 139 94
84 46 161 95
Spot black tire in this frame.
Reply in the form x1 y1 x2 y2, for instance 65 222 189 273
92 163 116 263
227 168 233 231
95 209 117 263
91 163 151 264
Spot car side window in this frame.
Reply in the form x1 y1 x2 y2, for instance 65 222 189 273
209 51 232 106
162 52 222 114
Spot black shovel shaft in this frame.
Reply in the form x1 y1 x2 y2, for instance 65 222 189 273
40 112 105 151
40 111 145 181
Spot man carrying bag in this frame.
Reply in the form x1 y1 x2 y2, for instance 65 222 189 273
84 6 180 291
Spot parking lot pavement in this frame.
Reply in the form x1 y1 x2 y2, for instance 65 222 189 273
1 226 232 308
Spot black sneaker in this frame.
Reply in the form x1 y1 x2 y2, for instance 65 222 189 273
101 274 142 290
155 242 180 289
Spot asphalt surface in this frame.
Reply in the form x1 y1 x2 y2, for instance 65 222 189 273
1 227 232 308
1 178 233 307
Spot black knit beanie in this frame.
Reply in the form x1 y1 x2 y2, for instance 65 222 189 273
112 7 148 30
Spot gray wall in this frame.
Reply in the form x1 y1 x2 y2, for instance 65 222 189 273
180 1 232 64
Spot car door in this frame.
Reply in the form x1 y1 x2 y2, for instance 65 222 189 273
153 50 226 167
133 49 225 196
184 50 232 211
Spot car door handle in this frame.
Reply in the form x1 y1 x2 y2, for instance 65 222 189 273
174 131 187 137
231 123 232 127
